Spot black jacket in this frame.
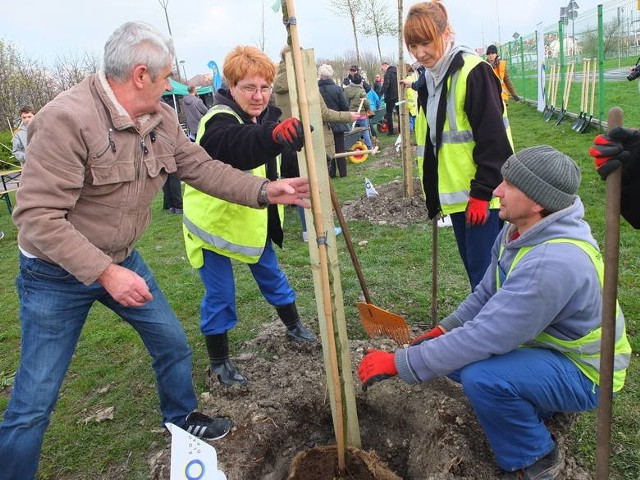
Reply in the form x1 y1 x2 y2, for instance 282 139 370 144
380 65 398 102
199 89 285 246
318 78 350 133
318 79 349 112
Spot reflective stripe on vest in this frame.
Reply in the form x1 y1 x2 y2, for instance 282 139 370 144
182 104 281 267
415 54 513 215
497 238 631 391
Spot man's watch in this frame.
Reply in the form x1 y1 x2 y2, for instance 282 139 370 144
257 181 270 208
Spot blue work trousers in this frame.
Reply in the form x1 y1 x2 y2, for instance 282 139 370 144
0 250 197 480
448 348 599 472
450 209 502 290
198 241 295 334
355 118 373 149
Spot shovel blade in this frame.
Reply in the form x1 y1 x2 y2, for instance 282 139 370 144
356 302 411 346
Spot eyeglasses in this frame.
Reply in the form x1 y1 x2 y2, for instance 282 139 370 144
237 84 272 95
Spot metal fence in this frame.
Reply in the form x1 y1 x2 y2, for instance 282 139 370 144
496 0 640 128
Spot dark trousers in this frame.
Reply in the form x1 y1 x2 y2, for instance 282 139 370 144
162 174 183 210
385 99 397 134
328 133 347 178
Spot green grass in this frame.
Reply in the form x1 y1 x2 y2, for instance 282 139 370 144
0 102 639 478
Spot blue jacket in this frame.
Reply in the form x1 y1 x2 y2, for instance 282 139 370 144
396 198 625 383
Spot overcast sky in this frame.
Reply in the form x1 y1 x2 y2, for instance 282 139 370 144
1 0 606 80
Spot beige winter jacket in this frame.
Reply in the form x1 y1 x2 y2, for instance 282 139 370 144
14 73 266 285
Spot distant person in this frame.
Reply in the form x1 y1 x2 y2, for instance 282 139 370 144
12 105 35 165
183 85 208 141
403 64 418 133
485 44 520 105
182 45 317 387
364 82 380 147
0 21 310 480
318 63 351 178
373 74 384 95
343 64 371 91
344 73 373 149
380 62 398 135
359 145 631 480
404 1 514 290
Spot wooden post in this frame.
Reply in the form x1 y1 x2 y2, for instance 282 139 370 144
282 1 361 473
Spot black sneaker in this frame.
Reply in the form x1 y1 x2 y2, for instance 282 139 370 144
501 445 563 479
183 411 233 440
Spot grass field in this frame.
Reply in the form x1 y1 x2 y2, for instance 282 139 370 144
0 101 638 479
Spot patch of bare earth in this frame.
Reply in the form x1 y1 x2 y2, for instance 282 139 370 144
149 322 591 480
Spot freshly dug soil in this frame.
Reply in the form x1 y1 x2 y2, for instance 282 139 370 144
149 322 592 480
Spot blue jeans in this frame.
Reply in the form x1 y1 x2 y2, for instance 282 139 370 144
198 241 296 334
0 251 197 480
355 118 373 149
448 348 599 471
450 209 502 290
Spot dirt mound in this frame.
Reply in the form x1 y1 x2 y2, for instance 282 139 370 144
149 321 592 480
340 178 428 227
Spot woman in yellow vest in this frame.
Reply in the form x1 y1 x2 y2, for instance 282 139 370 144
403 1 514 290
485 44 520 104
358 146 631 479
182 46 316 387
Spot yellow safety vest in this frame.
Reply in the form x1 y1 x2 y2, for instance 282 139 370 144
497 238 631 392
415 54 513 215
182 104 283 267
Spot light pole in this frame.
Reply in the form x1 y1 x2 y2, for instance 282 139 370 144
180 60 187 83
158 0 182 83
566 1 579 57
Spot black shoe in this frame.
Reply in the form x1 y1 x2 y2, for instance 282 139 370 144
182 411 233 440
211 359 248 386
169 207 183 214
286 321 318 343
501 445 562 479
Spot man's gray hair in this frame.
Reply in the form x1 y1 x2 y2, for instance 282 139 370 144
103 21 175 82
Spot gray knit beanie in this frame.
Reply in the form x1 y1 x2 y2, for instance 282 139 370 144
501 145 581 212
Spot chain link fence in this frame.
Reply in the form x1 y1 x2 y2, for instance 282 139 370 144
497 0 640 128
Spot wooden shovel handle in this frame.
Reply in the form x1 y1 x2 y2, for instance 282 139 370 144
329 182 372 304
595 106 623 480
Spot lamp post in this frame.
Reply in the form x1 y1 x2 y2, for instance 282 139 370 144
566 0 579 57
158 0 182 83
180 60 188 84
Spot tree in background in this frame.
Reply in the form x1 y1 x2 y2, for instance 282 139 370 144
360 0 397 62
0 38 97 132
328 0 364 66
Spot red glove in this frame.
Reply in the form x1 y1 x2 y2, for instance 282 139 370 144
465 197 489 225
409 326 444 346
272 117 305 151
358 349 398 391
588 127 640 180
